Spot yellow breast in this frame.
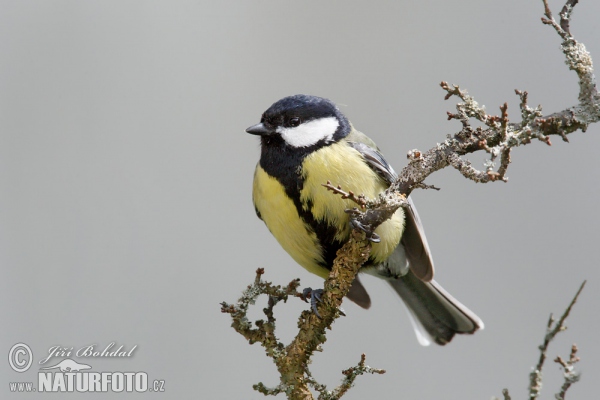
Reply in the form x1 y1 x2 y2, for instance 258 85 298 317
252 141 404 278
253 165 329 278
301 142 404 264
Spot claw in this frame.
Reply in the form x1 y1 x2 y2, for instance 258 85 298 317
301 287 313 302
301 287 325 318
349 217 381 243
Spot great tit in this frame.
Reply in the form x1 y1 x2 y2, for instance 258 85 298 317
247 94 483 346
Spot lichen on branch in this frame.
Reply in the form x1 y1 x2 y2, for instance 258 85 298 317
222 231 382 399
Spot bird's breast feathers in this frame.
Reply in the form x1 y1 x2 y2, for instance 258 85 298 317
253 140 404 277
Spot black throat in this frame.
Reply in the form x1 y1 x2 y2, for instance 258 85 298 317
259 135 318 194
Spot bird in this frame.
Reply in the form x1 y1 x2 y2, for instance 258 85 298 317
246 94 483 345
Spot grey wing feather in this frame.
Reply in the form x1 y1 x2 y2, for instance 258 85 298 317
346 130 434 282
347 130 481 345
401 197 435 282
347 141 398 184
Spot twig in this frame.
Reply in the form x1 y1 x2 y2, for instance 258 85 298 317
322 180 368 209
553 344 581 400
346 0 598 238
220 268 301 348
302 354 386 400
528 281 586 400
223 233 378 399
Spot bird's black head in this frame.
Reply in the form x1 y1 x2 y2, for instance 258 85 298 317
246 94 350 149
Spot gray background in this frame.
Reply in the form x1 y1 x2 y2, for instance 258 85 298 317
1 1 599 399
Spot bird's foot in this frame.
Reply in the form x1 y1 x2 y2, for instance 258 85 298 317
301 287 324 318
349 215 380 243
301 287 346 318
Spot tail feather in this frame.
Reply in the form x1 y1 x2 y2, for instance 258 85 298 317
347 275 371 309
389 272 483 346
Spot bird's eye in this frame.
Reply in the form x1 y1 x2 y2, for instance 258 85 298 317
289 117 301 127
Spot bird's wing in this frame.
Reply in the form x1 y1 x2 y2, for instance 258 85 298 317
400 197 435 281
346 129 435 282
346 130 398 184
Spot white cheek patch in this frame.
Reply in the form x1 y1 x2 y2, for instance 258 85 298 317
277 117 339 148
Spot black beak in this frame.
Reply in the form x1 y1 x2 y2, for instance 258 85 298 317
246 123 273 136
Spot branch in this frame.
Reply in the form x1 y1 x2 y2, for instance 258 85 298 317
222 231 378 399
322 180 368 209
553 344 581 400
499 281 586 400
348 0 598 233
220 268 301 351
528 280 586 400
279 230 373 399
304 354 386 400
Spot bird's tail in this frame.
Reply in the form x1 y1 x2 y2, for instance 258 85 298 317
388 272 483 346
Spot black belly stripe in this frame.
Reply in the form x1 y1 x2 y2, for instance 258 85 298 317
298 197 346 271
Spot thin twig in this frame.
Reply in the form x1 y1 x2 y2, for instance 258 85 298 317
322 181 368 209
347 0 597 235
554 344 581 400
528 281 586 400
